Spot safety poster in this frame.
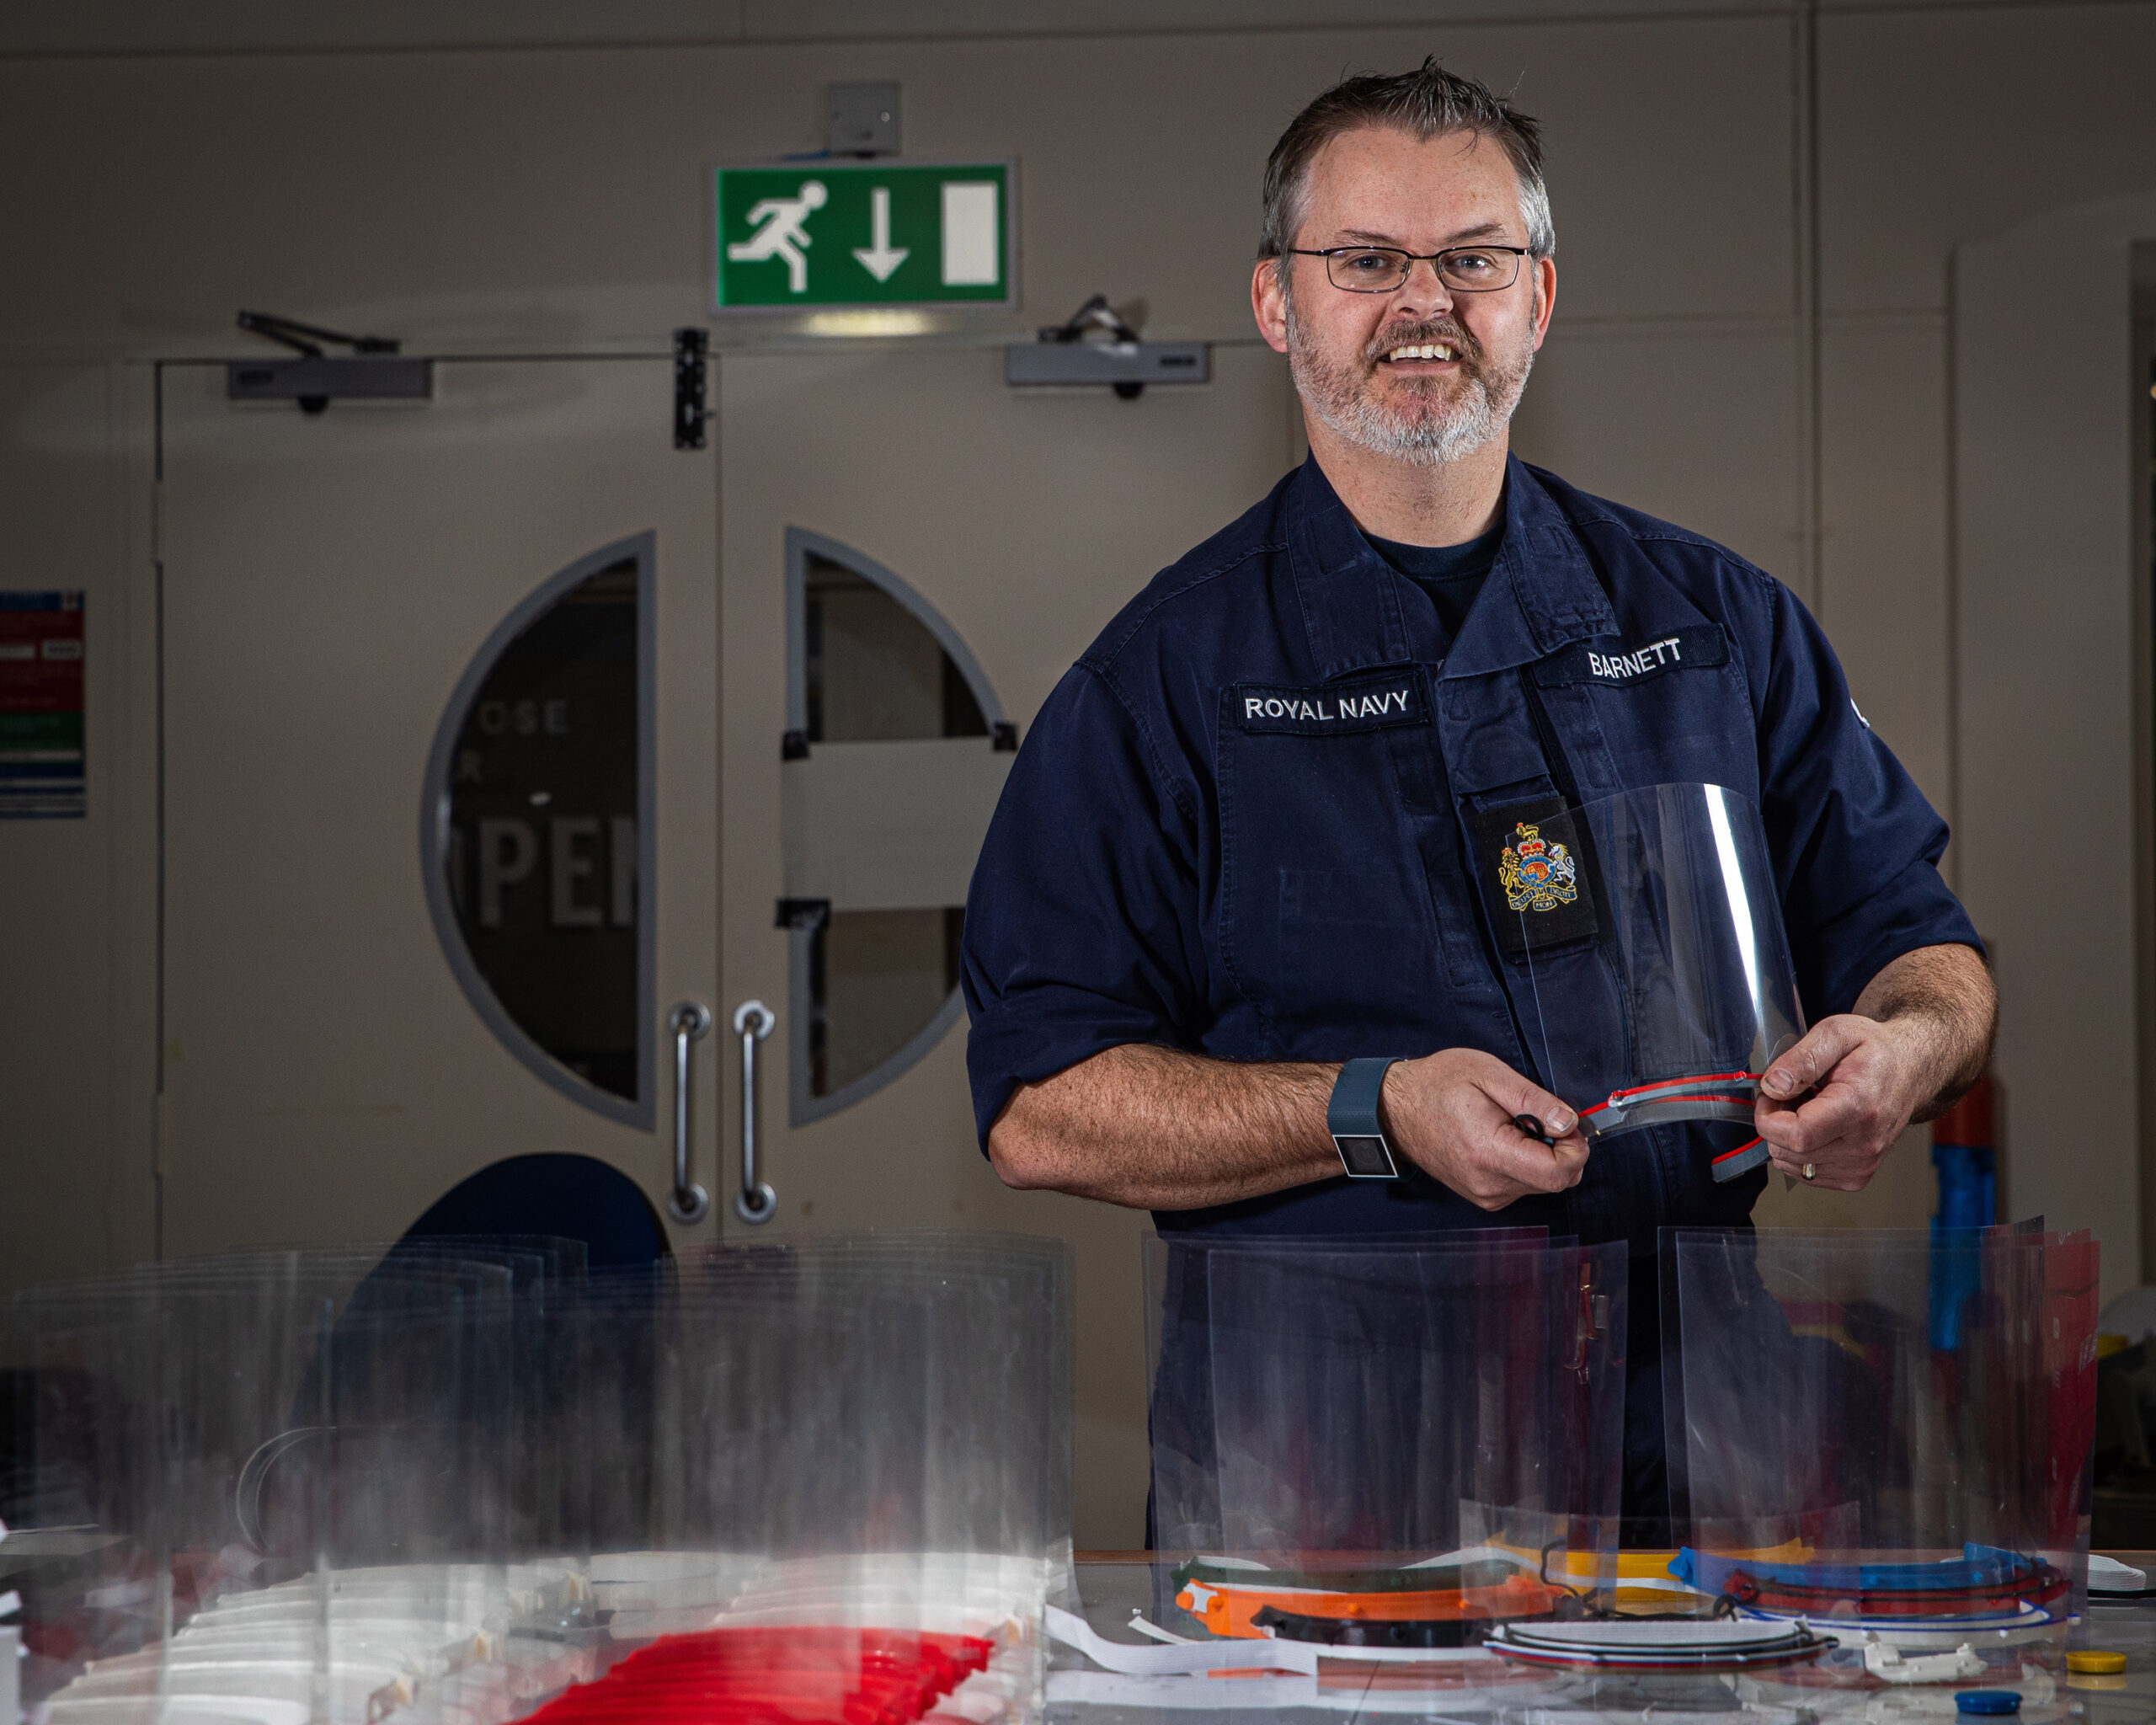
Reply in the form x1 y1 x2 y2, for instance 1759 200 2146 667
0 590 86 817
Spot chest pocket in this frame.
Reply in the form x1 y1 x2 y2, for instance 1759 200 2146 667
1439 636 1752 1097
1434 670 1618 1092
1532 622 1757 795
1216 670 1450 1058
1532 622 1726 692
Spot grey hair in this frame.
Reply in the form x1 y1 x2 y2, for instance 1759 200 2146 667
1259 57 1556 270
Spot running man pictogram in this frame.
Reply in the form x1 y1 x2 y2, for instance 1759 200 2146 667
725 180 828 294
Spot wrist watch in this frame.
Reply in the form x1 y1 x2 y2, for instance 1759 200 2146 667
1328 1057 1402 1179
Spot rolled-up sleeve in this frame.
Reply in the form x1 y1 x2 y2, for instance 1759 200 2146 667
962 662 1206 1151
1753 577 1983 1017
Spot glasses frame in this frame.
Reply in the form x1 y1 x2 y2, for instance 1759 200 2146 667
1286 244 1534 294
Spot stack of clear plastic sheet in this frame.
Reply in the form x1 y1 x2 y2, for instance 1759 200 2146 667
2 1245 547 1725
0 1231 1072 1725
1138 1231 1627 1666
1513 782 1806 1183
1666 1226 2100 1661
530 1236 1072 1725
668 1236 1075 1636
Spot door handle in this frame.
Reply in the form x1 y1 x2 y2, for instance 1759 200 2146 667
732 999 778 1225
667 1001 713 1224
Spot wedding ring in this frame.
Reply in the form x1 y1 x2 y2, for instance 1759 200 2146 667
1801 1162 1816 1182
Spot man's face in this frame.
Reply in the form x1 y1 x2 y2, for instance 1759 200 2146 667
1253 126 1556 467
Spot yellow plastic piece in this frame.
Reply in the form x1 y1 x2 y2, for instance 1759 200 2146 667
2068 1650 2127 1674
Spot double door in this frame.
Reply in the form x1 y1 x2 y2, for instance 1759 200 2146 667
155 339 1290 1541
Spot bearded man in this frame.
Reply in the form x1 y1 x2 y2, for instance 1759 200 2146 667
959 61 1993 1531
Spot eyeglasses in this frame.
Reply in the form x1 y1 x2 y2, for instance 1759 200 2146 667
1287 244 1531 294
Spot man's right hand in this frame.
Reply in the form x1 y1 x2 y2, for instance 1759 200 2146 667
1382 1049 1589 1210
988 1042 1587 1213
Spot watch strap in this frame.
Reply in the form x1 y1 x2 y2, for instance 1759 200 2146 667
1328 1057 1403 1179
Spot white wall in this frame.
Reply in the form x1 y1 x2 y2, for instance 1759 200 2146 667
1953 203 2156 1287
0 360 157 1287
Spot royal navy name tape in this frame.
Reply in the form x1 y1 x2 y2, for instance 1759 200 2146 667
1534 623 1726 688
1230 672 1428 734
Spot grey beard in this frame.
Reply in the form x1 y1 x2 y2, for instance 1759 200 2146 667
1286 302 1534 467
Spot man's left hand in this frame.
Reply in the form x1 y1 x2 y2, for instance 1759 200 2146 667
1753 943 1996 1191
1754 1016 1937 1188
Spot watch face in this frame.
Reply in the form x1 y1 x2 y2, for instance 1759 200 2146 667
1334 1134 1400 1179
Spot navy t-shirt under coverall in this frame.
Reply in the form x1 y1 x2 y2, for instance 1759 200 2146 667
959 452 1981 1522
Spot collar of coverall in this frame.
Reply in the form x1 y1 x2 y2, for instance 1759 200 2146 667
1284 451 1619 684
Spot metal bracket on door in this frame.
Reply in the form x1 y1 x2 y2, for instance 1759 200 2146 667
229 310 430 414
667 1001 713 1223
674 328 711 450
1006 295 1209 400
733 1000 778 1225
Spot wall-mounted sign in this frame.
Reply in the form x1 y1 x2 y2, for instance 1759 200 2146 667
0 590 84 818
713 161 1014 310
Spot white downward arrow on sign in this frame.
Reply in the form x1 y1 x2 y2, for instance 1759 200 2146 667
852 186 910 281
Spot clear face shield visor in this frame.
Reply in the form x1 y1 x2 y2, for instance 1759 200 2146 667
1505 782 1804 1181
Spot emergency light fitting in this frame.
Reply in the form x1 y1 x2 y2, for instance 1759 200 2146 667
825 81 901 157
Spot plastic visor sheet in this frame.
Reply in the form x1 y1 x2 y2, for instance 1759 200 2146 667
3 1233 1075 1725
1667 1226 2100 1643
534 1236 1071 1615
3 1250 527 1725
21 1251 523 1567
385 1236 588 1555
1143 1234 1626 1644
1143 1231 1549 1565
668 1236 1075 1630
1512 782 1804 1183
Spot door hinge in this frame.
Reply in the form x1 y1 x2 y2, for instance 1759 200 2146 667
675 328 711 450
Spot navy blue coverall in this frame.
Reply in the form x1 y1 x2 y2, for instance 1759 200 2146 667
960 452 1981 1527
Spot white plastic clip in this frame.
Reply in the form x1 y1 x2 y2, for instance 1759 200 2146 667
1862 1636 1983 1684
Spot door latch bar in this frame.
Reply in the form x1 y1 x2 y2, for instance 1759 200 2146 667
733 1000 778 1224
667 1000 713 1224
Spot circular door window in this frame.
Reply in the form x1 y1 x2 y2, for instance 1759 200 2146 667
779 528 1014 1124
420 535 653 1126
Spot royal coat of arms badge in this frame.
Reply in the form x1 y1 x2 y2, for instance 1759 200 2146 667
1500 821 1579 914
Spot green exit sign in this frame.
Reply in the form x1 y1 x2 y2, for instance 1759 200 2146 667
712 161 1015 310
